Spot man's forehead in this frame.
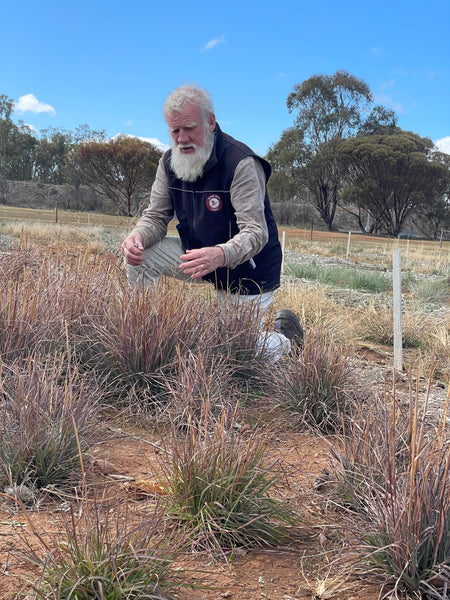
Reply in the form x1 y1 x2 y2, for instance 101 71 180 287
167 103 202 126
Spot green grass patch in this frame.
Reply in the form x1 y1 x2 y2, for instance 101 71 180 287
285 261 393 293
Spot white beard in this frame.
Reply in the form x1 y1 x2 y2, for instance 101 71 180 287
170 133 214 182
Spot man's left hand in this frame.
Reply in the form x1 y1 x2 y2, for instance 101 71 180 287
179 247 225 279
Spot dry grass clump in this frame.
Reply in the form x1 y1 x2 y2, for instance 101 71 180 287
274 326 354 432
273 282 355 344
357 302 450 380
0 354 100 493
424 323 450 382
357 302 435 348
330 377 450 598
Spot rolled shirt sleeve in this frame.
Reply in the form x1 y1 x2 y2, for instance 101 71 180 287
133 157 174 249
217 156 269 269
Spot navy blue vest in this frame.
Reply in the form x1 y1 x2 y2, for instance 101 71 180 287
163 125 282 295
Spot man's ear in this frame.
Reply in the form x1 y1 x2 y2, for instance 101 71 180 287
208 113 216 132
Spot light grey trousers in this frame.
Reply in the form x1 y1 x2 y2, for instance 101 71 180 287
125 236 290 362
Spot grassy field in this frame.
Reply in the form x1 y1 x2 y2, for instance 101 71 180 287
0 208 449 600
1 205 448 276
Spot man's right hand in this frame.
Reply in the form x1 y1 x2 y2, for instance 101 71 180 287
121 233 144 266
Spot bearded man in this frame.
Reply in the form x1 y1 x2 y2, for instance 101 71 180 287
122 84 303 361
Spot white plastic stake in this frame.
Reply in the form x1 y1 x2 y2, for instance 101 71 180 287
393 249 403 372
281 230 286 274
346 231 351 259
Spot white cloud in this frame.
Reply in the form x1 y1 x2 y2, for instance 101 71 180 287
14 93 56 115
125 120 133 126
203 35 226 51
435 136 450 155
111 133 169 152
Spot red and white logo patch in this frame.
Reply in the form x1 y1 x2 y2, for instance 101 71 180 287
206 194 222 212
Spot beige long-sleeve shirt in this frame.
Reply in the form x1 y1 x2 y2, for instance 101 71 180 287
133 155 269 270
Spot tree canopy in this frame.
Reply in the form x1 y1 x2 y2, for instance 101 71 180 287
272 71 375 229
265 71 449 236
340 131 450 237
286 70 373 150
67 136 162 216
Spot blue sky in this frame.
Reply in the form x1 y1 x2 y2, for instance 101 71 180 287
2 0 449 154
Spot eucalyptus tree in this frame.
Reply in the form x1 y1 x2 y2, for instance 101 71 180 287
281 71 373 229
340 131 449 237
286 70 373 149
266 126 308 204
33 127 74 184
67 136 162 216
0 95 37 181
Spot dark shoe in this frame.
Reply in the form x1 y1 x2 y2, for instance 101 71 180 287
274 309 304 347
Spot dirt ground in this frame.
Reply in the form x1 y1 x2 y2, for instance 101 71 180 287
1 342 448 600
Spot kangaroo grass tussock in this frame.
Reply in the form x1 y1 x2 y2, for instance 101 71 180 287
14 496 182 600
330 371 450 598
87 281 271 405
423 324 450 383
276 326 354 432
0 247 121 360
161 410 302 555
160 348 240 429
0 353 100 491
85 281 217 398
357 302 433 348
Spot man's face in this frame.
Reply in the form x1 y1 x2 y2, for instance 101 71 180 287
167 102 209 152
167 102 216 182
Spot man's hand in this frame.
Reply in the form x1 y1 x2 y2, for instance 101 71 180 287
121 232 144 266
179 247 225 279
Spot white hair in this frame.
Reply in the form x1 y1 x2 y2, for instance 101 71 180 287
163 84 214 125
